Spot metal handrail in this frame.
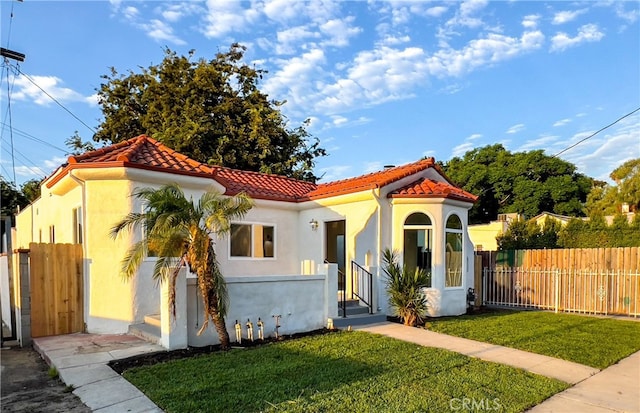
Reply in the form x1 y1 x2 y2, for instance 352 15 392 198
351 261 374 314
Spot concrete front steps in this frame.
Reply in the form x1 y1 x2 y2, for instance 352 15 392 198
128 314 161 344
335 299 386 328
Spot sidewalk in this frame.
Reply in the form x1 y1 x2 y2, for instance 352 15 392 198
359 322 639 412
33 333 165 413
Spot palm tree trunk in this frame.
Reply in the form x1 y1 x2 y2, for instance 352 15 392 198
196 241 231 350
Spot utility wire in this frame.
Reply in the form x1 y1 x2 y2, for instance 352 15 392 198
552 107 640 158
4 60 17 183
9 63 97 135
0 122 68 153
5 1 15 49
0 143 46 179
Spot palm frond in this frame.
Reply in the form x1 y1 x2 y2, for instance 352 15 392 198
120 240 149 279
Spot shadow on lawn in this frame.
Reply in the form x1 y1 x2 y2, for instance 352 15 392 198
113 331 390 413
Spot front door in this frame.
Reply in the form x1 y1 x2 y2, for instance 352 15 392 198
325 220 346 291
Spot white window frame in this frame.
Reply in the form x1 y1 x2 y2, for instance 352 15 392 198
444 213 464 289
229 221 276 260
403 212 434 288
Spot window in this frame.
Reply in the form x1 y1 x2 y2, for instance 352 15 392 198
445 214 463 288
403 212 432 287
72 207 83 244
230 223 275 258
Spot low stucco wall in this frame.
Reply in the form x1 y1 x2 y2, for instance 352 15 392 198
0 255 11 331
186 269 337 347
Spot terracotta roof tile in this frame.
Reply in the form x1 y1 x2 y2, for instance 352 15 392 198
303 158 436 200
68 135 213 175
388 177 478 203
50 136 475 203
212 167 317 202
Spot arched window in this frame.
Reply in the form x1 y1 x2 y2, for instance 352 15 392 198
445 214 463 287
403 213 432 287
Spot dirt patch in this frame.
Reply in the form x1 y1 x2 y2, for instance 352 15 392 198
0 347 90 413
109 328 338 374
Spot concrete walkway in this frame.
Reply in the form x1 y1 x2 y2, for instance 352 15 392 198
33 333 165 413
359 322 639 412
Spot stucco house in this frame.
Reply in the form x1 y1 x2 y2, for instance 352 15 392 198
15 135 477 348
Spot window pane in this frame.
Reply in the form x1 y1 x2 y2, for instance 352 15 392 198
253 225 274 258
262 226 274 258
445 231 463 287
446 214 462 229
230 224 251 257
403 228 432 287
405 212 431 226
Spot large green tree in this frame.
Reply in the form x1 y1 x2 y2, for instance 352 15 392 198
586 158 640 216
111 184 253 349
94 44 325 182
442 144 593 224
1 179 28 216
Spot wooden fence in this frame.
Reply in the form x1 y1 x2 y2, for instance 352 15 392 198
30 243 84 337
476 247 640 317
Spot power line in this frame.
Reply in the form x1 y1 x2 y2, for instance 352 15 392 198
9 63 96 135
3 61 17 183
552 106 640 158
0 121 68 153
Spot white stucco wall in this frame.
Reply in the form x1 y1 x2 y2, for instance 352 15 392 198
186 268 336 347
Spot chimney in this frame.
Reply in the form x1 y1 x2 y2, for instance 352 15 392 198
383 165 395 170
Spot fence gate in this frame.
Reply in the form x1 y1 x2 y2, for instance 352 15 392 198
29 243 83 337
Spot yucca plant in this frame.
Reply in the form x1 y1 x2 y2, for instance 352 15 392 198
382 248 430 326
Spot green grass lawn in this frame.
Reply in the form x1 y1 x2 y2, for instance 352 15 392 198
124 331 567 413
426 310 640 369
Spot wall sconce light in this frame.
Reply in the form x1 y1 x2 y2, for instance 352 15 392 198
309 219 319 231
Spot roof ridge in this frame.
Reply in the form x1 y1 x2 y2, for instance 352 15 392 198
318 157 435 188
212 165 317 186
68 137 139 164
115 135 147 162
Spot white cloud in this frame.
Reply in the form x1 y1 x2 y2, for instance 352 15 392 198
551 24 604 52
363 161 383 173
561 114 640 182
517 135 560 152
553 118 571 127
452 142 475 157
614 3 639 23
317 165 351 182
506 123 525 134
201 0 261 38
380 34 411 46
275 25 319 55
140 19 186 45
522 14 540 29
320 16 362 47
468 133 483 140
12 74 94 106
426 30 545 77
160 3 202 22
446 0 489 29
426 6 448 18
423 150 436 158
332 115 348 126
552 9 588 25
123 6 139 20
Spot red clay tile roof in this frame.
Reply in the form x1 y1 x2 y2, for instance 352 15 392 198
68 135 213 175
211 166 317 202
303 158 437 200
47 136 476 203
388 177 478 203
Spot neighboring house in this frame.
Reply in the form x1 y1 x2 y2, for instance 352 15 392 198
531 212 575 227
15 135 477 347
468 213 522 251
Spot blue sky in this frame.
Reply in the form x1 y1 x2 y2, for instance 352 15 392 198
1 0 639 186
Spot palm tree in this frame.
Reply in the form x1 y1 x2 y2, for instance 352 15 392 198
382 249 430 327
111 183 253 349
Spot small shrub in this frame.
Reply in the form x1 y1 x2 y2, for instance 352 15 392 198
382 249 430 326
48 367 59 379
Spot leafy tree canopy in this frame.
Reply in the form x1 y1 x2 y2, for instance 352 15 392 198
441 144 593 224
585 158 640 216
93 44 326 182
1 179 28 216
20 179 42 203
